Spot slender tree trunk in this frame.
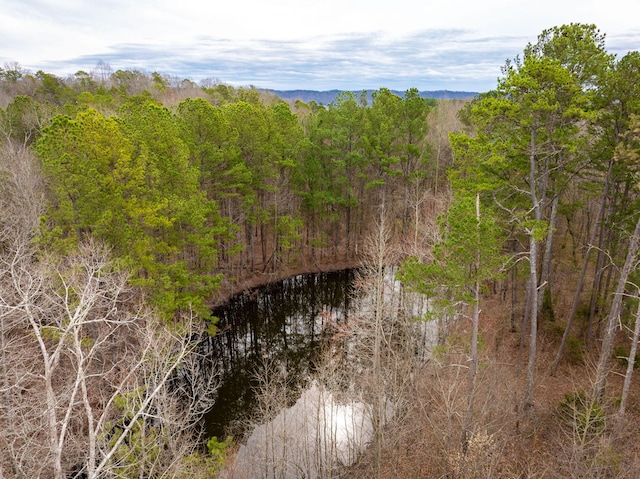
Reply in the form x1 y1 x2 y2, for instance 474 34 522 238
272 192 279 273
524 125 541 411
586 209 612 348
599 244 621 339
617 292 640 423
524 235 540 411
0 316 11 446
510 236 518 333
551 159 613 375
47 375 63 479
590 181 630 347
593 213 640 401
413 196 420 255
27 309 63 479
371 207 387 479
463 193 481 450
517 277 531 372
74 334 97 478
346 202 352 259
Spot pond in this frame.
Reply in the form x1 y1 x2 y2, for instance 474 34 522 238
203 268 361 439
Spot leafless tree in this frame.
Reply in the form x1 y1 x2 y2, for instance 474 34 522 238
0 237 219 478
90 61 113 86
332 203 422 478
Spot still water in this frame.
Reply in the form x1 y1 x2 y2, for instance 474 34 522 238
204 269 361 438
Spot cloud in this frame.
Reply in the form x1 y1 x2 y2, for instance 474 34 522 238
3 0 640 92
40 29 528 92
607 29 640 57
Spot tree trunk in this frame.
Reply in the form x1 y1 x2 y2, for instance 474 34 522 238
593 213 640 401
524 235 540 411
371 208 387 479
617 293 640 423
510 235 519 333
586 210 612 349
463 194 481 449
524 125 541 411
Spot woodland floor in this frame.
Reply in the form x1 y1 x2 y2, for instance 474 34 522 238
344 291 640 478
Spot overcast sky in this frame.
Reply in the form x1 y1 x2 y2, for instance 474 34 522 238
2 0 639 92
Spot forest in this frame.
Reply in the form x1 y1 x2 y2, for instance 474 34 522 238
2 22 640 478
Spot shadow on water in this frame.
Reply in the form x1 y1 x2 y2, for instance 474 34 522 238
203 269 362 439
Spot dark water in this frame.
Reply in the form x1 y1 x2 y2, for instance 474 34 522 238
203 269 360 439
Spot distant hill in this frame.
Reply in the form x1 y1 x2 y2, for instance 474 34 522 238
266 89 478 104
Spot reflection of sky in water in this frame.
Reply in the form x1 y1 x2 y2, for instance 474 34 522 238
230 382 375 479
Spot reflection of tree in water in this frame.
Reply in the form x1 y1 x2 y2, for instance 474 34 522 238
204 269 361 438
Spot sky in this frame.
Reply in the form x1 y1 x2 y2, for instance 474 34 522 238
2 0 639 92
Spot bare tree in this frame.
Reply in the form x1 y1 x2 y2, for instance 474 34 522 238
0 140 44 478
91 61 113 86
0 143 43 241
342 203 422 478
0 237 219 479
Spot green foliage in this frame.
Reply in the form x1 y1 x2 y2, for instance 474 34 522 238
103 389 165 478
566 337 584 365
40 325 62 342
447 330 487 356
453 51 591 214
0 64 23 82
22 63 574 331
399 191 505 309
524 23 613 90
35 105 223 319
221 101 276 207
396 255 438 298
0 95 52 145
75 88 116 115
176 97 241 192
35 70 77 105
176 436 234 479
558 391 606 439
275 215 303 250
36 109 143 247
207 435 234 467
448 132 508 194
364 88 403 177
106 418 164 477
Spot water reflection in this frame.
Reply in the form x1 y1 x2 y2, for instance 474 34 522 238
204 269 361 438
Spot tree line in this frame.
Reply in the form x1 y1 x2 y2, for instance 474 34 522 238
1 67 444 320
